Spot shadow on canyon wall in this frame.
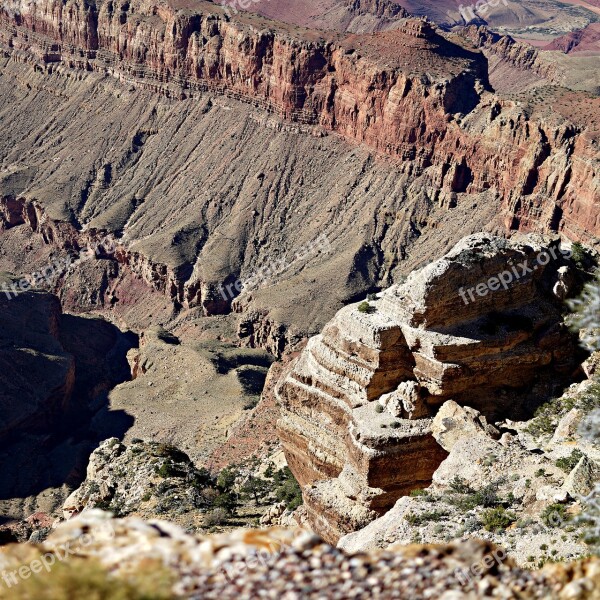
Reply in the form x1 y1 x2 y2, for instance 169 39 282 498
0 295 137 506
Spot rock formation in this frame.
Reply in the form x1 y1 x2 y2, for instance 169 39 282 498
338 378 600 566
62 438 214 528
276 233 584 542
0 0 598 341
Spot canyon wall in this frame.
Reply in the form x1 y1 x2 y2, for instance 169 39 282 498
0 0 598 245
0 0 598 344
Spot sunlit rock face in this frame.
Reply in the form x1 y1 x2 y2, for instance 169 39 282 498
276 233 583 542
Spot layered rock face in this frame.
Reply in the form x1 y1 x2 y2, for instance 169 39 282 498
0 0 599 250
276 234 583 542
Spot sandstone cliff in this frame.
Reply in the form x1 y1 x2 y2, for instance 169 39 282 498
276 233 584 542
1 2 599 235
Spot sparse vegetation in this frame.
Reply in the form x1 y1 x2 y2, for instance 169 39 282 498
481 507 517 532
405 510 449 526
358 301 376 314
541 503 569 528
556 449 584 473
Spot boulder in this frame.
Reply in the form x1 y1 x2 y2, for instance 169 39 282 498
432 400 500 452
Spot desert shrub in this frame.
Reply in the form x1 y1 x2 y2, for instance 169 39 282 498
217 467 239 491
7 558 173 600
274 468 303 511
155 461 186 479
204 507 230 527
214 492 238 515
448 481 501 510
556 449 585 473
358 301 376 314
375 404 384 413
448 476 474 495
481 507 516 532
526 383 600 437
541 503 569 528
409 488 428 498
404 510 449 526
570 242 589 269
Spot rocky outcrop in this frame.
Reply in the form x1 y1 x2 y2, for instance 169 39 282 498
461 25 562 83
0 0 598 249
276 233 583 542
544 24 600 55
63 438 214 527
338 395 598 566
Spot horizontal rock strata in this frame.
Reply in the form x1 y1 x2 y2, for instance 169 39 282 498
276 233 583 542
0 0 598 246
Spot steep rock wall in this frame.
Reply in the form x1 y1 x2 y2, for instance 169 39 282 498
275 233 584 542
0 1 598 246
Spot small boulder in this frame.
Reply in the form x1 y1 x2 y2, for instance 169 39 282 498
552 409 583 444
431 400 499 452
379 381 429 420
563 455 599 497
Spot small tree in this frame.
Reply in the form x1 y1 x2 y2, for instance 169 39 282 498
241 477 270 505
217 466 239 491
358 301 376 314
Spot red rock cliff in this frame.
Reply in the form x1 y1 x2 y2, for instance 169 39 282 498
0 2 599 242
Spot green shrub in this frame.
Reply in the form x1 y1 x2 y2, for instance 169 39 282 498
526 383 600 437
375 404 384 413
214 491 238 515
448 476 474 495
448 481 501 510
358 301 376 314
217 467 239 491
571 242 588 268
541 503 569 528
481 507 517 532
404 510 449 526
155 461 185 479
275 474 303 511
556 449 585 473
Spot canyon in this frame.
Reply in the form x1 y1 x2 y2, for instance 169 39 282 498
0 0 598 344
0 0 598 592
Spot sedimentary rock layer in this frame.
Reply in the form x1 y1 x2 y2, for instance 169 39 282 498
0 0 598 245
276 233 583 542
